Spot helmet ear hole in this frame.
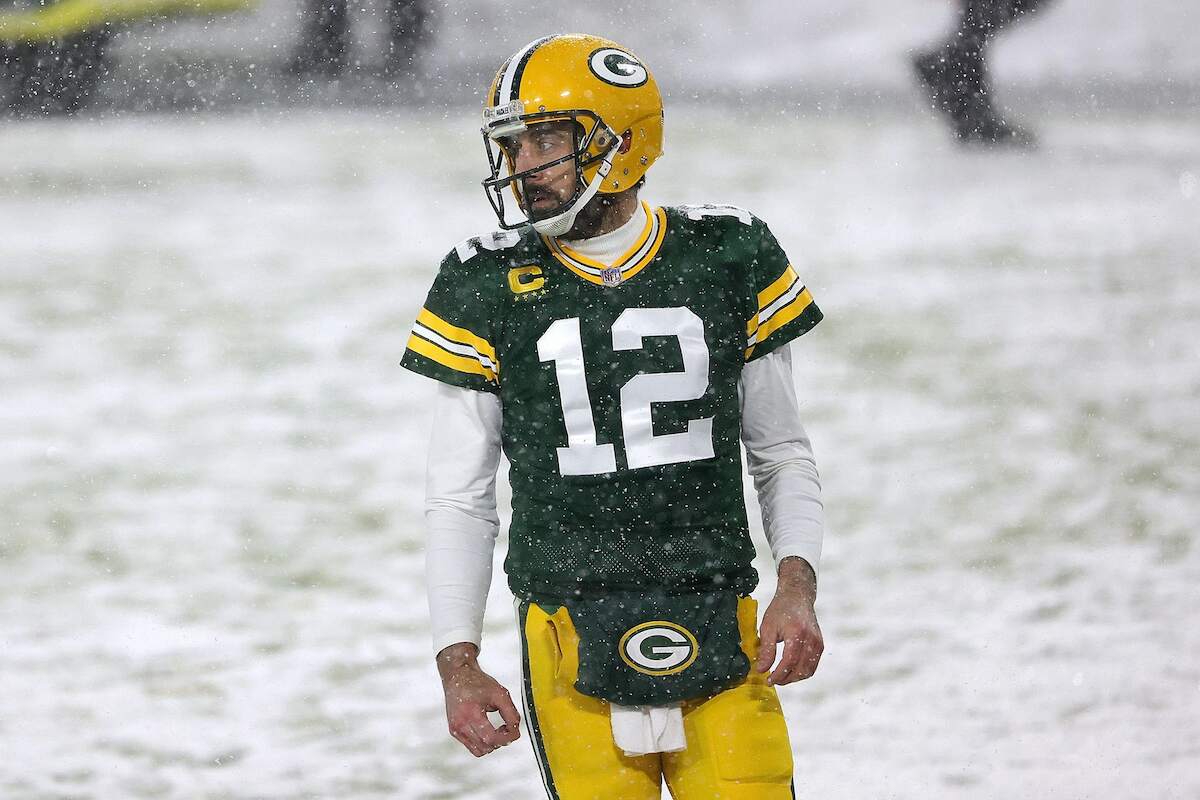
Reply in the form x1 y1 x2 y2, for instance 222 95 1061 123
619 130 633 154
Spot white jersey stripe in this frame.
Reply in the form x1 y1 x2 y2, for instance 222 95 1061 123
515 599 558 799
548 210 661 278
412 322 498 372
747 276 806 347
760 273 804 322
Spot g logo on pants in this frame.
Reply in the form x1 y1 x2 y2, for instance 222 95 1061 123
619 621 699 675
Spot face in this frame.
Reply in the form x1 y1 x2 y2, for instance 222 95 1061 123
498 121 578 216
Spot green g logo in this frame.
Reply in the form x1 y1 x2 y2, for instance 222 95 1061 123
588 47 649 87
619 621 699 676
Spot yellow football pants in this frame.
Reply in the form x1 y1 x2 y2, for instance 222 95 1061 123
517 596 796 800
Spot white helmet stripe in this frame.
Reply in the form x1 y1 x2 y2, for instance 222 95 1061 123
498 36 553 106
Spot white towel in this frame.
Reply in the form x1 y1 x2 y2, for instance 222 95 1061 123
609 703 687 756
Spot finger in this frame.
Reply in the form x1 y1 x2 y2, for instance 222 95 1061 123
794 635 824 680
450 725 490 757
486 710 520 743
783 643 816 682
490 695 522 744
773 631 825 684
494 690 522 732
471 704 519 749
451 708 499 756
474 715 518 750
769 635 803 686
755 622 779 673
470 718 510 751
794 644 821 680
490 723 520 746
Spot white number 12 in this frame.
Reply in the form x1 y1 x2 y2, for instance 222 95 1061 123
537 307 715 476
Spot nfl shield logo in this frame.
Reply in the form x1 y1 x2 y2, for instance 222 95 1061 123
601 267 623 287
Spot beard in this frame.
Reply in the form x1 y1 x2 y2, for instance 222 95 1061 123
517 174 637 240
524 185 564 211
561 192 622 240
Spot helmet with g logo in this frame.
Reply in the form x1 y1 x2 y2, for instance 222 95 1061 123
481 34 665 237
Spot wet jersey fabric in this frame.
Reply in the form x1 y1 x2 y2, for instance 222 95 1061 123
402 204 822 602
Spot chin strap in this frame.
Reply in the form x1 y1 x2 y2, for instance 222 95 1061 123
530 145 618 238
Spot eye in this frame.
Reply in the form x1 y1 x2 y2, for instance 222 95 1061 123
498 137 520 157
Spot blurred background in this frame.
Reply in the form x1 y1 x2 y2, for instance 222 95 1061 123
2 0 1199 114
1 2 1197 799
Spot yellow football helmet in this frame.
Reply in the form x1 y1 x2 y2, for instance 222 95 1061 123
481 34 665 236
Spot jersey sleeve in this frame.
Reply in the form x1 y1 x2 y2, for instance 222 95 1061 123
401 251 501 393
744 219 822 362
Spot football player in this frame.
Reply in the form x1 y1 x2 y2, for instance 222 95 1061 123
913 0 1052 146
402 34 826 799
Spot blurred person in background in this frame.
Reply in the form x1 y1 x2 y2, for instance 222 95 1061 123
0 25 109 114
291 0 428 79
913 0 1051 146
0 0 251 115
401 33 827 799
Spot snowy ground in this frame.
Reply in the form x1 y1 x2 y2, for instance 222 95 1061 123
1 96 1198 798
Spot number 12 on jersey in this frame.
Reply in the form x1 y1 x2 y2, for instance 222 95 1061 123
536 307 715 476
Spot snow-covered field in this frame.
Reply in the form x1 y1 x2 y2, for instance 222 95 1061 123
2 7 1199 795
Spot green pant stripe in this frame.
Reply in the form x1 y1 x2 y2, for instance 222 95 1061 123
518 600 561 800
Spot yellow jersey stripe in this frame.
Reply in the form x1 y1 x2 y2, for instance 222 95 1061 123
748 266 805 347
544 205 667 286
412 322 499 372
553 201 656 271
407 333 498 382
745 288 814 359
756 263 799 311
552 257 598 284
614 206 668 284
416 308 497 363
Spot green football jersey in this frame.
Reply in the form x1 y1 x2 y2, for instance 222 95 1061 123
402 203 822 602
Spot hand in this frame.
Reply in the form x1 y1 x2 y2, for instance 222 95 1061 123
755 557 824 686
436 643 522 757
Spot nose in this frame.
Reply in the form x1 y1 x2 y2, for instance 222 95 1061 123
513 142 543 181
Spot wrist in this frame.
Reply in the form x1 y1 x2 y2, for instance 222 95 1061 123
776 556 817 598
436 642 480 681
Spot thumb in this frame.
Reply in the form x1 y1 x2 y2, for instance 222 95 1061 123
494 689 521 730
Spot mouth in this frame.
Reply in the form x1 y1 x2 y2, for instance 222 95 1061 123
524 188 557 209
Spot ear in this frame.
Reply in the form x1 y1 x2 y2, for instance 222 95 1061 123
619 129 633 154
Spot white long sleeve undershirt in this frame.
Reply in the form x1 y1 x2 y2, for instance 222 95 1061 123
424 383 503 655
423 345 824 654
739 344 825 574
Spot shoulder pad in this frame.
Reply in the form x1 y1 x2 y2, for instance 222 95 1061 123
673 203 755 227
454 228 525 263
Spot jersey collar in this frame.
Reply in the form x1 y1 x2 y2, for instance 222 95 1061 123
541 202 668 288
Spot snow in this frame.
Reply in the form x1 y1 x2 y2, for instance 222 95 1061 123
2 3 1198 797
